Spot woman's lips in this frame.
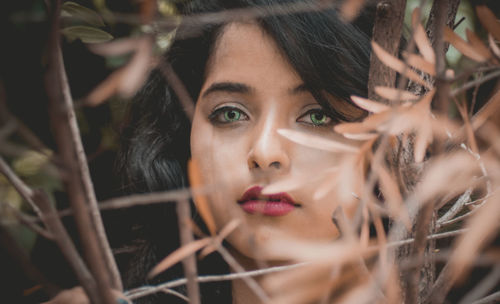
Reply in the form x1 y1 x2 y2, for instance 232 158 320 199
237 186 299 216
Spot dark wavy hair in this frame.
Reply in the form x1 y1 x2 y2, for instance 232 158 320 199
117 0 374 303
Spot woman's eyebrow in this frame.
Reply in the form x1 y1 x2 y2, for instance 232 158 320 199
289 83 309 95
201 82 254 98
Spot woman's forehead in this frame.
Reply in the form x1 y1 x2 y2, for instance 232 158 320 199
202 22 303 94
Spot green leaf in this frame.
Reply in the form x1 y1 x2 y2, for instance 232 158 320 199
62 1 105 27
61 26 113 43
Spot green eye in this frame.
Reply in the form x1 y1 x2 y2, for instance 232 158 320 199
223 109 242 122
310 112 328 125
297 109 332 126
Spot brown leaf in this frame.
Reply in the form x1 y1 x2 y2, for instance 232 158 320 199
84 68 124 106
148 238 211 278
84 38 153 106
264 169 331 195
188 159 217 236
412 9 436 64
449 190 500 280
489 34 500 58
416 152 480 204
313 167 340 200
375 164 411 230
199 219 240 257
476 5 500 43
334 111 391 135
117 38 153 97
375 86 419 102
88 37 143 56
350 95 390 113
413 118 432 163
465 29 492 61
402 51 435 76
277 129 360 153
340 0 366 21
444 27 489 62
372 41 429 87
472 88 500 130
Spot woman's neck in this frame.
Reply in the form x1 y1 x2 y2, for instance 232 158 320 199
229 247 287 304
230 249 264 304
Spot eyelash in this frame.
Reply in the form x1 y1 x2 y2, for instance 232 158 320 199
208 106 334 127
208 106 249 124
297 109 334 127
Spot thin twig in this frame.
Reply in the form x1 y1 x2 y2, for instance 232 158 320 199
176 198 201 304
217 245 271 303
161 288 190 302
470 291 500 304
0 225 59 297
2 202 53 239
451 69 500 96
125 262 306 300
459 264 500 304
381 228 468 250
0 156 39 215
436 188 472 228
33 190 100 303
104 0 338 36
158 61 195 121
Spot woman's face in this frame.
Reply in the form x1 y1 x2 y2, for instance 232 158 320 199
191 22 344 259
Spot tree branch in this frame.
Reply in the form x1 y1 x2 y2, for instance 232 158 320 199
176 198 201 304
367 0 407 102
33 190 100 303
44 0 120 300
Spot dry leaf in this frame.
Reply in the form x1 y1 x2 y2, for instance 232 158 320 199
117 38 152 97
465 29 492 61
415 152 480 204
334 111 391 135
340 0 366 21
444 27 489 62
188 159 217 236
476 5 500 43
449 190 500 280
277 129 360 153
412 9 436 64
148 238 211 278
199 219 241 257
374 86 419 102
401 51 435 76
350 95 390 113
85 38 153 106
472 88 500 131
375 165 411 230
371 41 429 87
88 37 143 56
488 34 500 58
413 118 432 162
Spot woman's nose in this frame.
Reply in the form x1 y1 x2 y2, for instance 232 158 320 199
247 118 290 172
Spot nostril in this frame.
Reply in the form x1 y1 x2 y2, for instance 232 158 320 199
252 161 260 169
269 161 280 169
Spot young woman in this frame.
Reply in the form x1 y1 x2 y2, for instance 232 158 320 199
118 0 373 303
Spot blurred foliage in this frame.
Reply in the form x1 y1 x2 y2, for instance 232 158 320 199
405 0 475 67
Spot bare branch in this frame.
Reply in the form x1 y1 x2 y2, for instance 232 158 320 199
33 190 100 303
44 0 120 299
126 263 306 300
459 264 500 304
0 156 42 219
176 198 201 304
368 0 407 102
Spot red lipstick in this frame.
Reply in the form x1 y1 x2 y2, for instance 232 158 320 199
238 186 299 216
